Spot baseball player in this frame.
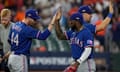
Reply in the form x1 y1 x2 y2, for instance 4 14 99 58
7 9 57 72
55 8 95 72
78 0 113 34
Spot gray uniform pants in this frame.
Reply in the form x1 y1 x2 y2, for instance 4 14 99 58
77 59 96 72
8 52 28 72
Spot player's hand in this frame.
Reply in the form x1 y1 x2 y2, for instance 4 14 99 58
55 7 62 21
49 7 62 25
109 0 114 14
63 61 79 72
63 65 77 72
50 12 57 25
48 11 58 31
71 61 80 69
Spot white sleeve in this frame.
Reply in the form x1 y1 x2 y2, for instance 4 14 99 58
77 47 92 64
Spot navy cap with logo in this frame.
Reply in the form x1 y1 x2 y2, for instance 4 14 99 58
78 5 93 14
70 12 84 24
25 9 40 20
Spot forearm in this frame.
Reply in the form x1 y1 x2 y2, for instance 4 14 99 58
55 20 63 36
96 13 112 32
48 12 57 32
77 47 92 64
48 23 54 32
96 0 113 32
55 20 67 40
38 29 51 40
2 51 11 60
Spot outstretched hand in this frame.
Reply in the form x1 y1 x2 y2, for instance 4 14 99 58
50 12 57 25
50 7 62 25
109 0 114 14
55 7 62 21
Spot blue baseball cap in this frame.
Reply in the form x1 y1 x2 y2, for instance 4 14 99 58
70 12 84 24
25 9 40 20
78 5 93 14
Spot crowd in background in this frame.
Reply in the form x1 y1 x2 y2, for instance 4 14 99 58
0 0 120 53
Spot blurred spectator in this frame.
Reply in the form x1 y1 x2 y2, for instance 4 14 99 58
61 0 71 15
68 5 78 16
0 0 4 12
96 20 106 46
94 38 104 53
83 0 96 5
14 6 26 22
95 1 103 12
24 0 34 8
0 8 14 72
5 0 17 10
38 46 47 52
96 20 106 36
91 10 103 25
17 0 23 9
71 0 81 7
34 0 49 8
112 16 120 49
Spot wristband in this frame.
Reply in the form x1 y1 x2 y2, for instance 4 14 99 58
76 59 82 64
107 13 113 18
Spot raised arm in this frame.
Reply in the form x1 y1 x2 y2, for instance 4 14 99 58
24 13 57 40
96 0 113 32
55 8 67 40
37 13 58 40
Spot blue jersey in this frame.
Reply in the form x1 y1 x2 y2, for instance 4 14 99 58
84 22 96 34
8 22 51 56
64 27 94 60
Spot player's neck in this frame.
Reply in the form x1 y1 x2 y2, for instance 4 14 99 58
75 24 83 32
22 19 29 25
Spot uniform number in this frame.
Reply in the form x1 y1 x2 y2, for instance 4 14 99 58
11 32 19 46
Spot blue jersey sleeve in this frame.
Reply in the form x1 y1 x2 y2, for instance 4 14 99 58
83 30 94 48
25 26 51 40
84 23 96 34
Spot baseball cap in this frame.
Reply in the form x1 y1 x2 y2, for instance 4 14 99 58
78 5 93 14
25 9 40 20
70 12 84 24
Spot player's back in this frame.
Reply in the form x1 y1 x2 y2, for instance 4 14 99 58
84 22 96 34
8 22 32 55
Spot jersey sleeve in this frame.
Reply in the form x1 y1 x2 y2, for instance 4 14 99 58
64 30 73 40
83 30 94 48
25 26 51 40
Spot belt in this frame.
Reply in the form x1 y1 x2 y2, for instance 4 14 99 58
11 51 23 55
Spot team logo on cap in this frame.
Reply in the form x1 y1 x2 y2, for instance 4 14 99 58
76 17 80 20
36 11 38 15
28 14 31 16
82 10 86 12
